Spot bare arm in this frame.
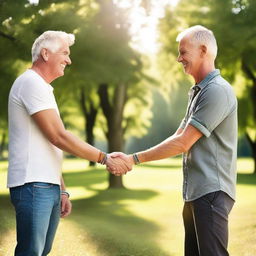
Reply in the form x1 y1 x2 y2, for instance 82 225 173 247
32 109 131 172
109 124 203 174
32 109 100 162
60 176 67 191
137 124 203 163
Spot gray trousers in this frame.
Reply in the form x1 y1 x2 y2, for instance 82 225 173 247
183 191 234 256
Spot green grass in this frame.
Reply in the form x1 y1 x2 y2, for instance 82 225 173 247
0 158 256 256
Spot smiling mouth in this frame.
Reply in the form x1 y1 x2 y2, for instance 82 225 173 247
182 63 188 68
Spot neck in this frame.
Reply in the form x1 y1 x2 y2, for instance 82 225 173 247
31 61 53 83
193 62 215 84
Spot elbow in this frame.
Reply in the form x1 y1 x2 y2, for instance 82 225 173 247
182 143 190 153
49 131 67 148
178 137 191 153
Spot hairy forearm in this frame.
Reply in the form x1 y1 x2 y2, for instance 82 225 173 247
53 130 100 162
137 134 187 163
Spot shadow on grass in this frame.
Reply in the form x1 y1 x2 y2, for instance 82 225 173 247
0 169 172 256
63 169 171 256
237 173 256 186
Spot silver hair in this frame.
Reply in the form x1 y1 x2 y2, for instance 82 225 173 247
31 30 75 63
176 25 217 59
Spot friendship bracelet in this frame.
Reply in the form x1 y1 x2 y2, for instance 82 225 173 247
101 154 108 165
133 153 140 165
97 151 108 165
97 151 104 163
61 191 70 198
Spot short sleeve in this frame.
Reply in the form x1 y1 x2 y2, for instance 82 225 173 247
19 77 56 115
188 84 230 137
178 118 186 130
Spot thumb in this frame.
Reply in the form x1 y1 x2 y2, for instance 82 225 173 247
110 152 124 158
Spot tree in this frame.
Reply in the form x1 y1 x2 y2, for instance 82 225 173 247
0 0 153 187
158 0 256 173
0 0 36 157
74 0 152 187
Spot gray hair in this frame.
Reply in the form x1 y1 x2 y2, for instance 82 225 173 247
31 30 75 63
176 25 217 59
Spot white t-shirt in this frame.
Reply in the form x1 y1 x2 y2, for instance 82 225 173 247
7 69 63 188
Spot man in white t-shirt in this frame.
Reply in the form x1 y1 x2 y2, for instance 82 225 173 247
8 31 131 256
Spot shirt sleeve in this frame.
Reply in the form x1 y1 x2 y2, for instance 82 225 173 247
178 118 186 130
19 78 56 115
188 84 230 137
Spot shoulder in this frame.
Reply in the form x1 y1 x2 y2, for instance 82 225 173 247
200 76 237 107
201 76 236 102
19 70 51 96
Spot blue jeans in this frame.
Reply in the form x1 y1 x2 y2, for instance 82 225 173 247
10 182 61 256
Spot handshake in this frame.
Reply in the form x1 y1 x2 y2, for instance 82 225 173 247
102 152 139 176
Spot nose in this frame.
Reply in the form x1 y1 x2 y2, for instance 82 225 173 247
177 54 182 62
66 56 72 65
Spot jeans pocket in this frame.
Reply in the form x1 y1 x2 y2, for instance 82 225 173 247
10 186 22 205
202 191 220 204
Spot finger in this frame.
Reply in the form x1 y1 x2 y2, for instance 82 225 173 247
64 206 71 217
61 202 72 218
61 199 66 213
61 211 68 218
107 158 129 173
111 158 129 172
110 152 125 158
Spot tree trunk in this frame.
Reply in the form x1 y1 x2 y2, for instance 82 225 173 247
245 133 256 174
241 60 256 173
80 88 98 167
98 83 127 188
0 131 6 160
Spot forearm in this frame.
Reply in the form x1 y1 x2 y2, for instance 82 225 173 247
60 176 66 191
135 125 202 164
32 109 101 163
137 134 187 163
54 130 100 162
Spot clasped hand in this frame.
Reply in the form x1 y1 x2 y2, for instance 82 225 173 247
106 152 134 176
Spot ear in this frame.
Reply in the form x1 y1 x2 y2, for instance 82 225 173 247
200 45 207 57
41 48 49 62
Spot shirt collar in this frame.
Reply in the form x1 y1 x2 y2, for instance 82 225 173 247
196 69 220 90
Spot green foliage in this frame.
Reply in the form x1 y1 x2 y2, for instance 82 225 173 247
0 0 154 147
159 0 256 133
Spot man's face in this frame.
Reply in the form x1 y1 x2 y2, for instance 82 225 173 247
177 37 202 79
47 39 71 80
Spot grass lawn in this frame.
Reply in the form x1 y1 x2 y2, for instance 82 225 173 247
0 158 256 256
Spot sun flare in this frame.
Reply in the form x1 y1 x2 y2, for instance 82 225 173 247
113 0 179 54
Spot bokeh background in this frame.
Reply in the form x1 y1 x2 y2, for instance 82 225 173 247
0 0 256 255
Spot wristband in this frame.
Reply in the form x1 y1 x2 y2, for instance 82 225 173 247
61 191 70 198
133 153 140 165
97 151 108 165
